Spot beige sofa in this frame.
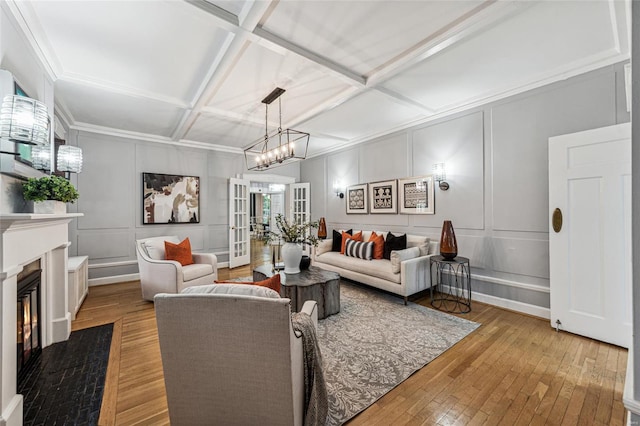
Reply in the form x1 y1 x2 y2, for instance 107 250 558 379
312 231 439 303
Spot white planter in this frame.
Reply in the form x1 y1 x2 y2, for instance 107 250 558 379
281 242 302 274
34 200 66 214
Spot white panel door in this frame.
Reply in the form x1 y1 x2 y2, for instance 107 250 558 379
549 123 631 348
228 178 250 268
289 183 311 254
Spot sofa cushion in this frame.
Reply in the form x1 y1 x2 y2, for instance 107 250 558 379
344 239 373 260
165 238 195 266
369 231 385 259
341 231 362 254
418 239 432 256
384 233 407 260
332 229 352 252
143 236 180 260
390 247 421 273
182 283 280 299
315 252 400 283
407 234 429 249
182 263 214 281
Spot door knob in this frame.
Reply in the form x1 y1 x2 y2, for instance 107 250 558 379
552 208 562 233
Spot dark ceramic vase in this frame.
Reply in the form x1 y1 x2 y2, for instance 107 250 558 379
299 255 311 270
318 217 327 239
440 220 458 260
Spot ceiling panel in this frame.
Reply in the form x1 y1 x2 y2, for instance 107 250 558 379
205 0 247 17
261 1 485 77
300 90 425 141
207 41 352 124
185 114 265 148
56 80 184 137
24 0 233 101
382 1 618 111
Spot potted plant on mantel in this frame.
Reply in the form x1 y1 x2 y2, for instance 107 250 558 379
266 214 319 274
23 175 79 214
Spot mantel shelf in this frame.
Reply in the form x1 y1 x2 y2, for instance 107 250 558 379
0 213 83 232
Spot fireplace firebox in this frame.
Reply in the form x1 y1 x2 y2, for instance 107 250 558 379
17 264 42 385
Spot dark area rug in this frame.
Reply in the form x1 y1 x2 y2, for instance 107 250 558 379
18 323 113 426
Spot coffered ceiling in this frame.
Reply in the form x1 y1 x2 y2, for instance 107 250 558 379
2 0 631 158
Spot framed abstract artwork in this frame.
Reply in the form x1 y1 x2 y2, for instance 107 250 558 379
346 183 368 214
369 179 397 214
398 175 435 214
142 172 200 224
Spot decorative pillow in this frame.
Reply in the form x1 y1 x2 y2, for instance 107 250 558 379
143 236 180 260
344 239 373 260
315 239 333 256
165 238 195 266
332 229 352 252
418 239 432 256
368 231 385 259
390 247 421 273
383 233 407 260
215 274 281 294
341 231 362 254
183 283 280 299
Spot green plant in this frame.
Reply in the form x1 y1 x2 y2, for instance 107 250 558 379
23 175 80 203
266 214 319 247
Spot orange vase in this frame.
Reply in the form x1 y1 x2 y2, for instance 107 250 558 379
440 220 457 260
318 217 327 239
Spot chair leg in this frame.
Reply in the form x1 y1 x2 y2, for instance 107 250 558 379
404 296 408 305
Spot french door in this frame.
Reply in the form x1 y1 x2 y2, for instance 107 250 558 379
228 178 250 268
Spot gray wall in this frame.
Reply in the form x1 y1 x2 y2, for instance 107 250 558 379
631 0 639 408
301 62 630 312
66 131 299 280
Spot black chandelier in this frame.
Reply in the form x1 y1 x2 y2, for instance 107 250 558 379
244 87 309 171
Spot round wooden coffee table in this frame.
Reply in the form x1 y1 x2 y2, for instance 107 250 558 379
253 265 340 319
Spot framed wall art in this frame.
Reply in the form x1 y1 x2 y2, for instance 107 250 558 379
398 175 435 214
369 179 397 214
143 172 200 224
346 183 368 214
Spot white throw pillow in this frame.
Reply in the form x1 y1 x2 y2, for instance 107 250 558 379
143 236 180 260
418 238 432 256
181 283 280 299
315 239 333 256
390 247 421 273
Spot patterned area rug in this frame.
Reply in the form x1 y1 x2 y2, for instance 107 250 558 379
228 277 479 425
320 282 479 425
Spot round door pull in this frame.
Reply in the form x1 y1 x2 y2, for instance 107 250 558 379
552 208 563 233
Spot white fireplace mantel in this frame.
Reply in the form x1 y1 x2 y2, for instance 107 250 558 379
0 213 82 426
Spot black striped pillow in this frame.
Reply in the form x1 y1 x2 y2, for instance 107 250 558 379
344 239 373 260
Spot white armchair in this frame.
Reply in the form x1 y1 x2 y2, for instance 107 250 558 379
135 236 217 301
155 284 318 426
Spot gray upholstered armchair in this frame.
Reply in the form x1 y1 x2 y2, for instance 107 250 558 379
135 236 217 301
155 284 318 426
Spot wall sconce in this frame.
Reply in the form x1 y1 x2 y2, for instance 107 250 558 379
433 163 449 190
31 145 51 171
333 180 344 198
57 145 83 173
0 95 49 147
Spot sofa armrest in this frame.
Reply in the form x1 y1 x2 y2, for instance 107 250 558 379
138 258 184 300
400 254 437 296
192 252 218 268
313 239 333 260
300 300 318 328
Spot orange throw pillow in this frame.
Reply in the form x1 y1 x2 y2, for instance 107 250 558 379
215 274 281 294
165 238 194 266
369 231 385 259
340 231 362 254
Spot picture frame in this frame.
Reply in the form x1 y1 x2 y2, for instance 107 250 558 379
398 175 435 215
346 183 368 214
369 179 397 214
143 172 200 224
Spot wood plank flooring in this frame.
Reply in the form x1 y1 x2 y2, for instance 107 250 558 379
73 241 628 425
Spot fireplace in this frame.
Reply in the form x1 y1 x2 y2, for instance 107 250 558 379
16 261 42 385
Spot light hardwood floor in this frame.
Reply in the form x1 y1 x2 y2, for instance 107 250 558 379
74 241 628 425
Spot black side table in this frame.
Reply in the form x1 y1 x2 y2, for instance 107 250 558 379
430 255 471 314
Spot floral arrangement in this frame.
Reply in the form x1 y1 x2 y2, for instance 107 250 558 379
23 175 80 203
266 214 319 247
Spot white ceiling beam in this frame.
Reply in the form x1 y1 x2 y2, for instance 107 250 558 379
199 105 266 128
183 0 239 29
373 87 436 116
366 1 532 88
252 26 366 88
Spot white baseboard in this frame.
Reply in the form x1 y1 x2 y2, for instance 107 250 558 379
89 273 140 286
471 291 550 319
